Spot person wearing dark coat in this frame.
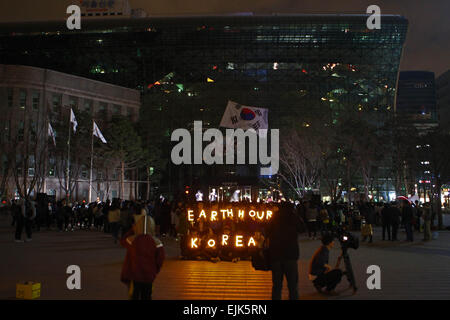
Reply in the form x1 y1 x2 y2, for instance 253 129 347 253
389 202 401 241
401 200 414 242
381 203 392 240
266 202 303 300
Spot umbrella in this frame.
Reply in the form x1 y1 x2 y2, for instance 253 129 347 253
397 196 412 203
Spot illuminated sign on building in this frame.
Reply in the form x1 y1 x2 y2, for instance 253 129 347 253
186 206 275 249
79 0 131 16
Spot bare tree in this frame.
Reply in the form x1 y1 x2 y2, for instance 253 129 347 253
6 105 48 199
279 129 322 198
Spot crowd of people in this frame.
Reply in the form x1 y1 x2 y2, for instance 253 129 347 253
4 195 436 246
297 199 435 243
1 194 442 300
6 196 189 243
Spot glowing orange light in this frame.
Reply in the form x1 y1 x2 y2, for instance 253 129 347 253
238 210 245 219
187 210 194 222
256 211 264 220
235 235 244 247
249 210 256 218
207 239 216 247
210 211 218 221
266 210 273 220
248 237 256 247
199 209 207 219
191 238 198 248
222 234 229 246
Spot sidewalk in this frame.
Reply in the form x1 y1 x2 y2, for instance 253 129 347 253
1 214 449 300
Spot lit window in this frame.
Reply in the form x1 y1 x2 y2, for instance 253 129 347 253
19 89 27 109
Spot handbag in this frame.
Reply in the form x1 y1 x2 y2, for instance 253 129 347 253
251 239 271 271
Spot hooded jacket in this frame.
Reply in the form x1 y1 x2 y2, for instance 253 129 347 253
120 215 165 284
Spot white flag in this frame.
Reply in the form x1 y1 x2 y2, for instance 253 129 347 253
70 108 78 133
93 121 107 144
48 122 56 146
220 100 268 132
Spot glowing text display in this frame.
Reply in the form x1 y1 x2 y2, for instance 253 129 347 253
186 207 274 249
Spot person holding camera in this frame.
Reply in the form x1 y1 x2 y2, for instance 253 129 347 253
308 233 343 295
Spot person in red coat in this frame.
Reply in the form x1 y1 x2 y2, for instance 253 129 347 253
120 214 165 300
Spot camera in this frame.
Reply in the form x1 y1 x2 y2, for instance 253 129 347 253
327 226 359 293
335 227 359 251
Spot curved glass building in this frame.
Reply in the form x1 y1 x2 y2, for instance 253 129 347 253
0 14 408 199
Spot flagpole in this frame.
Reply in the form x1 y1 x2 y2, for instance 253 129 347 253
66 111 71 203
88 120 94 203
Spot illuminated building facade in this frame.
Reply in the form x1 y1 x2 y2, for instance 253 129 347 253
437 70 450 130
396 71 438 133
0 14 408 200
0 64 140 201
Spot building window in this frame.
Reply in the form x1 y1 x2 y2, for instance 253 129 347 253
28 168 35 177
112 104 122 115
19 89 27 109
32 92 40 110
81 166 88 179
18 121 24 141
48 157 55 177
84 99 93 114
47 189 56 196
69 96 78 109
4 120 11 141
98 102 107 116
30 121 37 141
52 94 62 113
7 88 13 107
126 107 134 118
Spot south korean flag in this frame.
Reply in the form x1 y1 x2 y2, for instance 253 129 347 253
219 100 269 135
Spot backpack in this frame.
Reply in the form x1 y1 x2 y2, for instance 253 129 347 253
251 238 271 271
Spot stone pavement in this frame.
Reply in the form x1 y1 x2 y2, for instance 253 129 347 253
1 213 449 300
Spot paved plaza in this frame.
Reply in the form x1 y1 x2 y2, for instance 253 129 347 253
1 214 449 300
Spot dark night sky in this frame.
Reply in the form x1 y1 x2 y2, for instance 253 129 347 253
0 0 449 76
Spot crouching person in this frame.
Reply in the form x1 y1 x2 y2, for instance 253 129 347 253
120 214 165 300
309 233 343 296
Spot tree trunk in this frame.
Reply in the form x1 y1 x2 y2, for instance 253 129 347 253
120 161 125 200
0 165 10 197
146 167 150 200
436 179 443 230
